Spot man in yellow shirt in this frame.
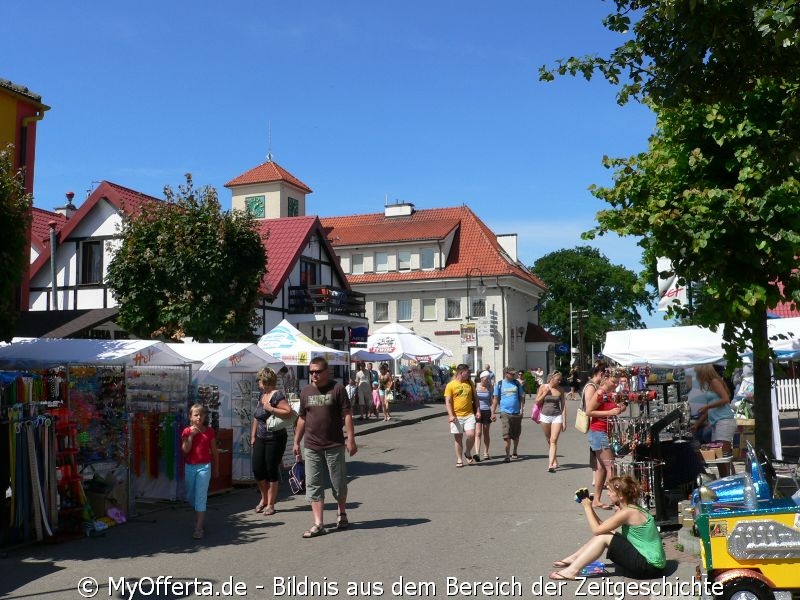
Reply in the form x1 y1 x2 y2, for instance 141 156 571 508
445 364 480 467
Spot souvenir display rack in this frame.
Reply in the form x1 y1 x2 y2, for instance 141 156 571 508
607 374 703 525
230 372 260 482
128 366 190 502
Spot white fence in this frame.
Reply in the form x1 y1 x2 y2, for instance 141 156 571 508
775 378 800 411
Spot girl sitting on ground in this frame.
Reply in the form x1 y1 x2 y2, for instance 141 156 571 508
549 475 666 581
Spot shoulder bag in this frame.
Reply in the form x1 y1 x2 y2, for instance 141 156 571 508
575 383 594 434
266 391 298 431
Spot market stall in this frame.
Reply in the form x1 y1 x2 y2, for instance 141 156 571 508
0 338 193 545
258 320 349 467
166 343 282 485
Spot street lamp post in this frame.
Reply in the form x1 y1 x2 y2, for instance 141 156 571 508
570 307 590 371
466 268 486 374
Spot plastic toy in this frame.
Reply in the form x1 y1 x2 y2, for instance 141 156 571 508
692 444 800 599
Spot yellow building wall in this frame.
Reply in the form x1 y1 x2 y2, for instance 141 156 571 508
0 92 19 149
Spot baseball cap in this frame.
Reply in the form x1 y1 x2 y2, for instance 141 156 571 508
479 370 491 379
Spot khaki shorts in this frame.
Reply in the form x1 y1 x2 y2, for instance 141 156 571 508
499 413 522 440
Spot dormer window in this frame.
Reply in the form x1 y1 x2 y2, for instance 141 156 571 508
352 254 364 275
398 250 411 271
420 248 435 270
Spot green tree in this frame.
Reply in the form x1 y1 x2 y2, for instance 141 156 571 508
0 145 32 342
541 1 800 455
533 247 652 368
107 174 267 341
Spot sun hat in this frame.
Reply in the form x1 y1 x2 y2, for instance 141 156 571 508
479 370 491 379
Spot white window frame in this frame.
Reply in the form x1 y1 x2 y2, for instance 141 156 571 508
446 298 461 320
421 298 436 321
374 301 389 322
398 250 411 271
420 247 435 270
351 253 364 275
375 252 388 273
397 299 412 321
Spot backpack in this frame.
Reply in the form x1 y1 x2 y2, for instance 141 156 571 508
289 460 305 496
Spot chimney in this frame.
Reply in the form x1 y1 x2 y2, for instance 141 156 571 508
55 191 77 219
497 233 518 262
384 200 414 218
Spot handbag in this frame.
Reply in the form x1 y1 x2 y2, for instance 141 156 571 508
575 394 590 433
266 412 290 431
575 407 590 433
530 402 542 423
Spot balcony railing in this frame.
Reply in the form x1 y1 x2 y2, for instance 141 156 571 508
288 285 366 319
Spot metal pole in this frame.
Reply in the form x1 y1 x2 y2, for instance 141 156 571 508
570 302 573 367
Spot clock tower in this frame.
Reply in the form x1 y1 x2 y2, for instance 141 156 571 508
225 159 312 219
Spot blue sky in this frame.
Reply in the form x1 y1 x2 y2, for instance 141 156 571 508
5 0 670 327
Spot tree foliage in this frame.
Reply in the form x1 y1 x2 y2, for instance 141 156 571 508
541 0 800 455
107 174 267 342
532 246 652 364
0 145 32 342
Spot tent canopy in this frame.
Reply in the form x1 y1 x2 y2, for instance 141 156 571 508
602 316 800 367
258 320 350 366
350 348 394 363
367 323 454 362
0 338 194 368
166 343 282 372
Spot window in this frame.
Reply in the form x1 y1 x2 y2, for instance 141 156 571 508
421 298 436 321
398 250 411 271
375 252 388 273
446 298 461 319
374 301 389 322
300 259 319 287
471 298 487 318
288 197 299 217
420 248 435 270
351 254 364 275
471 298 486 318
245 195 265 218
397 299 412 321
80 240 103 284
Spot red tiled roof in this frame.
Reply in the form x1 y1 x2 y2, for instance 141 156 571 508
525 322 560 343
253 216 351 297
30 181 162 279
320 205 546 289
31 207 66 253
224 161 313 193
771 301 800 318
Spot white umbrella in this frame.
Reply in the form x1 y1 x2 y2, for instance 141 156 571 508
258 319 350 365
367 323 453 362
350 348 394 362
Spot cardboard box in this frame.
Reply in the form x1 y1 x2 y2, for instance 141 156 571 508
700 449 717 461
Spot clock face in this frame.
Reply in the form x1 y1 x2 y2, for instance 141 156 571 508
288 197 299 217
246 195 265 218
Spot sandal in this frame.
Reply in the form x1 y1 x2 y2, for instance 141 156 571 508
192 529 204 539
472 454 481 463
464 452 474 465
263 507 276 516
548 571 575 581
337 513 349 529
302 523 327 538
552 560 571 568
255 502 266 513
456 461 464 468
511 454 519 460
482 454 490 461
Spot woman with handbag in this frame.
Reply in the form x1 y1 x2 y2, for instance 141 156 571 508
251 367 293 516
535 371 567 473
586 370 626 510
